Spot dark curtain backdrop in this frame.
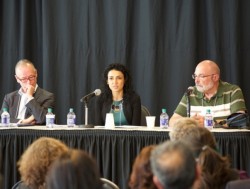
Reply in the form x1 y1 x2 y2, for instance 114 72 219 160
1 0 250 126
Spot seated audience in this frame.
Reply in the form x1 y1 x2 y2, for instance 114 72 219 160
17 137 68 189
94 63 141 126
170 118 240 189
129 145 157 189
169 60 247 127
150 140 200 189
169 118 217 154
46 149 102 189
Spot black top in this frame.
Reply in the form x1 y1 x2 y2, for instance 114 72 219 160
94 92 141 126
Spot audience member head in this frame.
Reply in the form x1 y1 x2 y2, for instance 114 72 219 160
197 146 239 189
170 118 239 188
170 118 217 157
169 117 199 140
129 145 157 189
46 149 102 189
15 59 38 93
150 140 199 189
102 63 133 98
17 137 68 189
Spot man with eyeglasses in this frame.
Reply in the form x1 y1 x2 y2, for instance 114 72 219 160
169 60 247 127
0 59 55 124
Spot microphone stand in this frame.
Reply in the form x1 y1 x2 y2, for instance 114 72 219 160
186 94 191 117
79 99 94 128
85 102 89 125
185 87 193 118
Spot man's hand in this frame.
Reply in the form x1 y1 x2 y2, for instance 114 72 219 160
191 113 204 127
18 115 36 124
25 84 35 100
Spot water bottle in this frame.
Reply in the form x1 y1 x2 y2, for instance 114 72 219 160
46 108 55 128
204 109 213 130
160 108 169 129
1 108 10 127
67 108 76 127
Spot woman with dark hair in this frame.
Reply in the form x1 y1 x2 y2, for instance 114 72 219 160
129 145 157 189
46 149 102 189
198 146 239 189
94 63 141 126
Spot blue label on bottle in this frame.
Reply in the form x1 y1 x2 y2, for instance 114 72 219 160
46 117 54 127
2 117 7 124
160 118 169 129
204 118 213 130
160 119 168 125
67 118 75 126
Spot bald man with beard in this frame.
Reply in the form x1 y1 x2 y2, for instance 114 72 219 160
169 60 247 127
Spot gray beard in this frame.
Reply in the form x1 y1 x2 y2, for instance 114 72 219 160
196 81 214 93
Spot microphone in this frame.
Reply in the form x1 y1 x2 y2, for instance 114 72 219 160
185 86 194 96
80 89 101 103
186 86 193 117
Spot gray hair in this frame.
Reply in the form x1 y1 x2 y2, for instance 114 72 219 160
170 118 217 157
150 140 196 189
169 118 199 141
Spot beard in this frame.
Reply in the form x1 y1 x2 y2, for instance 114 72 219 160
196 81 214 93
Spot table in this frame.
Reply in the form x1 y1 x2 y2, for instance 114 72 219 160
0 126 250 189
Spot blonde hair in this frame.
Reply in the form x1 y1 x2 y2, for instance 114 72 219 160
169 118 199 141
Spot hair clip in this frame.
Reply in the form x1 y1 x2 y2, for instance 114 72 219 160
202 145 208 151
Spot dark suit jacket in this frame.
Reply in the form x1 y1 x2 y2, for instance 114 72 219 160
94 92 141 126
1 87 55 124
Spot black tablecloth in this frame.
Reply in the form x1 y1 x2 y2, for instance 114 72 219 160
0 128 249 189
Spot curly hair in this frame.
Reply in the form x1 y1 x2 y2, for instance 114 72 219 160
17 137 68 189
101 63 134 101
169 118 217 157
169 118 199 141
129 145 157 189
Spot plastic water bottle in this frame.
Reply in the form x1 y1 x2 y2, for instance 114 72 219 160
204 109 213 130
1 108 10 127
46 108 55 128
67 108 76 127
160 108 169 129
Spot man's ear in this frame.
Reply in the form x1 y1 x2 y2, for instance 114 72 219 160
213 74 220 81
15 75 20 84
153 175 164 189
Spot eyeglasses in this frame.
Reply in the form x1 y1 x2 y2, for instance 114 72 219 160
192 74 215 80
17 75 36 83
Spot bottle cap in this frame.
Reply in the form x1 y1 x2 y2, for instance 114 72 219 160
48 108 53 113
2 107 8 112
70 108 73 112
162 108 166 113
206 109 211 113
